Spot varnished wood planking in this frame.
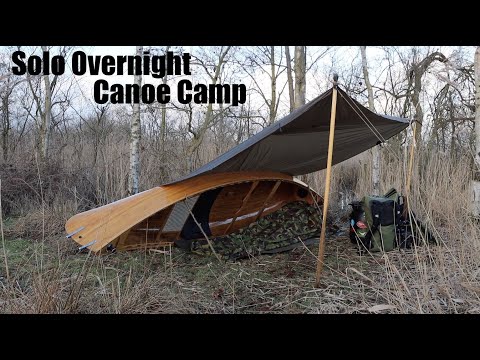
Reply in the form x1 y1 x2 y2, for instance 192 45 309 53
65 171 321 253
209 182 296 222
254 181 281 222
210 199 288 237
223 181 259 235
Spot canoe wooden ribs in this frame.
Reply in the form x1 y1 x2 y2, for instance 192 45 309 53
65 171 322 253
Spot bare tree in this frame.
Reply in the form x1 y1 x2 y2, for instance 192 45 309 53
240 46 286 125
473 46 480 217
20 46 72 161
186 46 232 168
475 47 480 171
407 49 447 145
360 46 380 195
0 84 11 161
25 46 69 161
71 103 110 168
42 46 52 161
128 46 143 195
285 46 294 113
0 68 20 162
161 46 171 149
294 46 306 109
269 46 277 124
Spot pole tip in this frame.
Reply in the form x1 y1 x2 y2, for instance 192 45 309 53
333 73 339 83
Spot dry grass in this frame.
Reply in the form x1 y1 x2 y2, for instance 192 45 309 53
1 137 480 313
2 233 479 314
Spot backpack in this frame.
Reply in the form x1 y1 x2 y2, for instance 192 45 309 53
349 188 436 252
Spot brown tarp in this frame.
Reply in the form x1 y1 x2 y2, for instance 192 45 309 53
172 87 409 184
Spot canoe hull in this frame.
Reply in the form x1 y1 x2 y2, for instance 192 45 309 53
65 171 321 253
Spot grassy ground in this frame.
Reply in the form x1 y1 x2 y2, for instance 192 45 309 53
1 152 479 313
2 218 479 314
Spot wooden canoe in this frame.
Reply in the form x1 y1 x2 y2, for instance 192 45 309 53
65 171 322 253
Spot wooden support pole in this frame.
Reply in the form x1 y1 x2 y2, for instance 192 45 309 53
315 81 338 288
404 120 417 215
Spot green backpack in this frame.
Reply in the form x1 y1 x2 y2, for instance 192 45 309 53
362 188 402 252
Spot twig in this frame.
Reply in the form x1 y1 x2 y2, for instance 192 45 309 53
187 207 222 262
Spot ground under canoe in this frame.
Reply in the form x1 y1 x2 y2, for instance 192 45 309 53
65 171 321 253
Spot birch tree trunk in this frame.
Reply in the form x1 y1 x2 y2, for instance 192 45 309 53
128 46 143 195
285 46 295 113
294 46 306 109
472 46 480 217
40 45 51 161
360 46 380 195
269 46 276 125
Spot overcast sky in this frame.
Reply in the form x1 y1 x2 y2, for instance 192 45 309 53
1 46 476 128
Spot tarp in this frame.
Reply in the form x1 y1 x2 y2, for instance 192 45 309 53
172 86 409 184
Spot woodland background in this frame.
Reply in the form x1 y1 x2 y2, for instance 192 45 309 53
0 46 479 314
